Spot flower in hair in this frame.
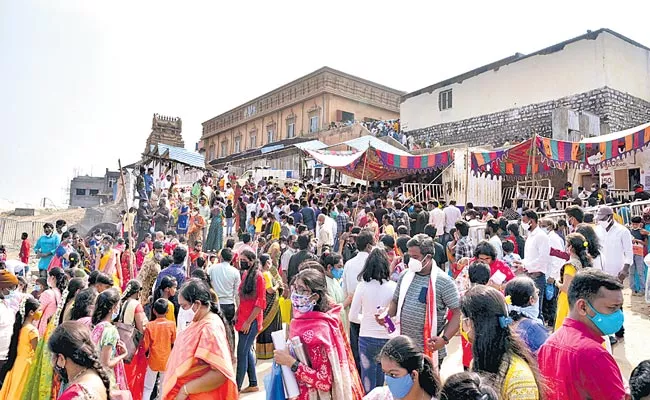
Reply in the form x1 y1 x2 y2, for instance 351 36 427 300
583 241 589 248
19 296 27 319
504 295 512 305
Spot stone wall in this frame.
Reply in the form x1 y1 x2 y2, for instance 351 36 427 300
406 87 650 147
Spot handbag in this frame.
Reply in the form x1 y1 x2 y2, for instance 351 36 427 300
263 361 286 400
115 299 143 363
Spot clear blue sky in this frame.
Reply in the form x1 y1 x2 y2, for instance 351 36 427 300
1 0 648 206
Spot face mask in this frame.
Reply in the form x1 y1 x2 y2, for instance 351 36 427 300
541 227 550 234
291 292 316 313
112 310 120 321
33 284 41 292
521 222 530 231
331 267 344 280
154 253 164 261
54 358 69 383
408 256 427 273
587 301 624 335
240 261 250 270
33 310 43 320
598 220 610 229
385 373 414 399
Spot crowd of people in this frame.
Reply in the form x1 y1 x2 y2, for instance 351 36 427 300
0 170 649 400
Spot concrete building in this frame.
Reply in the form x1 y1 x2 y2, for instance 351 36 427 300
69 169 120 208
401 29 650 147
201 67 404 165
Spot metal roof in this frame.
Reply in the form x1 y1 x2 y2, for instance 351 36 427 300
148 143 206 169
341 135 411 156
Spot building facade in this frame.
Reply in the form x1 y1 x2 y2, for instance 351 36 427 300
69 169 120 208
401 29 650 147
201 67 403 164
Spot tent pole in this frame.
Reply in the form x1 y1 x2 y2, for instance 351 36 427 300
401 160 456 210
464 146 470 207
531 133 538 203
354 147 371 221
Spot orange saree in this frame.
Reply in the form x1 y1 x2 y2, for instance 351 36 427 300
161 313 236 400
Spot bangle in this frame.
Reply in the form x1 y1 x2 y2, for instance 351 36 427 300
442 335 450 344
183 385 189 395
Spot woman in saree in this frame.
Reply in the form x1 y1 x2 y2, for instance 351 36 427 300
120 281 148 400
120 242 135 292
188 207 207 247
97 236 122 290
255 253 283 360
204 199 224 253
162 278 237 400
176 200 190 236
274 268 364 400
37 267 67 337
22 286 70 400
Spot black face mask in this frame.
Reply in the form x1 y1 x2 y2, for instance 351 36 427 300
54 360 69 383
240 261 250 270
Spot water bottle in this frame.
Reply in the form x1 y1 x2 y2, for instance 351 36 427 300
377 306 396 334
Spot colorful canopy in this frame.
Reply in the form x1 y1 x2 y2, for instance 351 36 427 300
538 122 650 170
471 138 552 178
304 146 454 181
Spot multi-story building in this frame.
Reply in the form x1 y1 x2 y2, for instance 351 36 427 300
401 28 650 147
69 169 120 208
201 67 404 165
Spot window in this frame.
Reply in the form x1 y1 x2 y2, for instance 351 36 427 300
249 134 257 149
234 137 241 153
287 118 296 138
208 144 215 161
221 142 228 157
267 127 275 144
439 89 453 110
309 115 319 133
75 188 86 196
108 177 117 188
89 189 99 196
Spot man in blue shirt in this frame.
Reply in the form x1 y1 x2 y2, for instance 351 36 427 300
300 200 316 232
34 223 60 278
154 246 187 291
145 167 155 201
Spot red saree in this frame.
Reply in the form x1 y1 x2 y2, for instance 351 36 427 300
161 314 236 400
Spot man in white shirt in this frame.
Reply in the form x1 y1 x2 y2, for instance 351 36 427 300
514 210 550 319
0 270 19 369
486 219 503 259
539 218 566 327
280 235 297 285
429 200 446 239
206 248 240 326
341 230 374 376
316 214 333 255
594 206 632 340
443 200 462 234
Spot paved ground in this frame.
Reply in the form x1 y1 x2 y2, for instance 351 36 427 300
241 286 650 399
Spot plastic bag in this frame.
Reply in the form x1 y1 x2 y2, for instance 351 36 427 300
263 361 286 400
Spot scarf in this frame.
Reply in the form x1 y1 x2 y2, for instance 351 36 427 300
290 305 364 400
396 264 438 367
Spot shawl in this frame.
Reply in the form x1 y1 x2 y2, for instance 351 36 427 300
396 266 439 367
290 305 364 400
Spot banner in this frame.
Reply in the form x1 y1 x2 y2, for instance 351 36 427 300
470 138 552 178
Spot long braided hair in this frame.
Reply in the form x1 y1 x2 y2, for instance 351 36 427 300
58 277 87 326
92 288 120 326
49 321 111 399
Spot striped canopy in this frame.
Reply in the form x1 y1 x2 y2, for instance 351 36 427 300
471 138 551 177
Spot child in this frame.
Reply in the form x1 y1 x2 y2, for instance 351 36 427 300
143 298 177 400
502 239 521 271
154 275 177 323
630 216 648 296
19 233 30 265
247 211 257 240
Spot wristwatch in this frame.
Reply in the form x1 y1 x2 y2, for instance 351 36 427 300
442 335 450 344
291 360 301 372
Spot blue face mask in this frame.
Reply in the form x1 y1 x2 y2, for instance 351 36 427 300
331 267 344 280
385 373 414 399
587 301 624 336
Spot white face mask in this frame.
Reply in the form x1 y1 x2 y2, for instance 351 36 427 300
598 220 610 229
408 256 425 273
521 222 530 231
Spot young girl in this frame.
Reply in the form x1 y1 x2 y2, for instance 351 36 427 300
248 210 258 240
0 297 40 399
554 232 592 331
153 275 177 323
91 288 129 393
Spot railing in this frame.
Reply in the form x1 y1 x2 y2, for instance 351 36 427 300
401 183 445 204
0 218 45 249
502 179 555 209
538 199 650 223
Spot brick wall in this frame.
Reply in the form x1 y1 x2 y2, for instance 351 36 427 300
406 87 650 147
